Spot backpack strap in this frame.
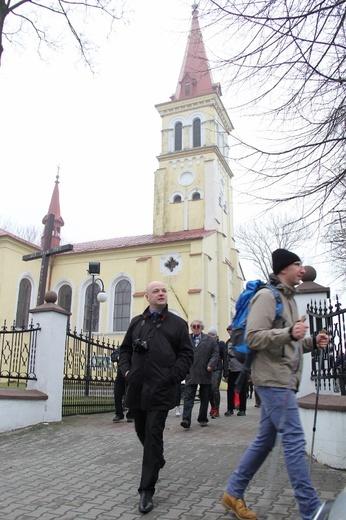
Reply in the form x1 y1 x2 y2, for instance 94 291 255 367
265 284 286 328
266 284 287 357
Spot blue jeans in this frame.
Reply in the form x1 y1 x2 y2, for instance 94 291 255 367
225 386 321 520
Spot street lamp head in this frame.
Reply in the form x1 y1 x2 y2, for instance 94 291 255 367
88 262 101 275
97 291 107 303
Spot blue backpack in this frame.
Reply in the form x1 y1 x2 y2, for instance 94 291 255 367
231 280 284 363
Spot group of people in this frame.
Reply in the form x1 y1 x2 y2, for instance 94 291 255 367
179 320 251 429
112 248 328 520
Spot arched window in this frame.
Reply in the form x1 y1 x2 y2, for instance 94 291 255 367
83 282 101 333
173 194 182 203
192 192 201 200
193 118 201 147
174 122 182 151
58 284 72 313
113 280 131 331
16 278 31 327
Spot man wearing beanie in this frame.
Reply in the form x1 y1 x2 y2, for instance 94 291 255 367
222 248 328 520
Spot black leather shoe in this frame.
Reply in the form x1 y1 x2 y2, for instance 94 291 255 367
138 491 153 514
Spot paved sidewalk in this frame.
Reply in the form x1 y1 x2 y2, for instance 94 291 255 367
0 392 344 520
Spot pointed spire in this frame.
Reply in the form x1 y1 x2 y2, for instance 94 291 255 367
171 3 221 101
41 169 64 249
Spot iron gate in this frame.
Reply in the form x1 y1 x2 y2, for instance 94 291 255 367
306 296 346 395
63 327 118 416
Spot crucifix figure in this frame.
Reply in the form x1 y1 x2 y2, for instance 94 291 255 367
23 213 73 305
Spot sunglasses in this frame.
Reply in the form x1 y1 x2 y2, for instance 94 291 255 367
192 324 201 329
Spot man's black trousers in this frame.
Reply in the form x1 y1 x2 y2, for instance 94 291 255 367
131 409 169 495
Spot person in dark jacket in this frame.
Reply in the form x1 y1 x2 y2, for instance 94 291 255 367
180 319 219 428
111 346 133 423
119 281 193 515
207 327 227 418
224 333 248 417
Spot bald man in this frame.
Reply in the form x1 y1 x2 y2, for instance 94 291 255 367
119 281 193 514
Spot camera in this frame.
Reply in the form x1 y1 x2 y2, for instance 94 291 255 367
132 339 149 353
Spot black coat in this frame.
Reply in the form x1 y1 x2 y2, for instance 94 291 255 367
119 305 194 411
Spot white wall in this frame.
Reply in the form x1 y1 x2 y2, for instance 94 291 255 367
0 298 69 433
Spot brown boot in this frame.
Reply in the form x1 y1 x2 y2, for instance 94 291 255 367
221 493 258 520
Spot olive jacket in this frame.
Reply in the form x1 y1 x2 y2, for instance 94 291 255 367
245 274 315 391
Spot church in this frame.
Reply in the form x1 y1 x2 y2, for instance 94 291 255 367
0 6 243 340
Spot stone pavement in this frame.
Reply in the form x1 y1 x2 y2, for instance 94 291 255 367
0 392 345 520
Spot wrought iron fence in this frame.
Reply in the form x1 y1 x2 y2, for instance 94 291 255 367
307 296 346 395
63 327 118 416
0 320 40 386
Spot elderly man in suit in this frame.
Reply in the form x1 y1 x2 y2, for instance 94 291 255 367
180 319 219 428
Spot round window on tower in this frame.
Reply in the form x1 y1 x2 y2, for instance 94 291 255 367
178 171 195 187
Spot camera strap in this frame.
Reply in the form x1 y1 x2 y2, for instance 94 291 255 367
132 313 178 358
133 315 163 343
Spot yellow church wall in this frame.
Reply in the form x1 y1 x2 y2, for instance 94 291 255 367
182 232 232 335
154 150 233 237
167 201 185 232
188 200 204 229
45 237 214 342
153 167 167 236
0 236 41 324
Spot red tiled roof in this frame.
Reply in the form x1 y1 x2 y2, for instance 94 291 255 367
0 229 40 250
70 229 215 254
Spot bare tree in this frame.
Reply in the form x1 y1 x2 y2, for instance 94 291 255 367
236 214 310 280
324 207 346 290
0 0 127 67
0 217 41 244
197 0 346 225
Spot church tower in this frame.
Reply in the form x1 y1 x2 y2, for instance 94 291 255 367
153 4 234 238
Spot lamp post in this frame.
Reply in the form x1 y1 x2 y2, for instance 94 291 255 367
85 262 107 396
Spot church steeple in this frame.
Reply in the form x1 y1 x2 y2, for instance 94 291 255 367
154 4 233 237
41 171 64 249
171 3 221 101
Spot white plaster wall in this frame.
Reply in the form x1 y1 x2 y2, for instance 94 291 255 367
0 301 69 433
0 399 48 433
26 308 67 423
299 407 346 470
